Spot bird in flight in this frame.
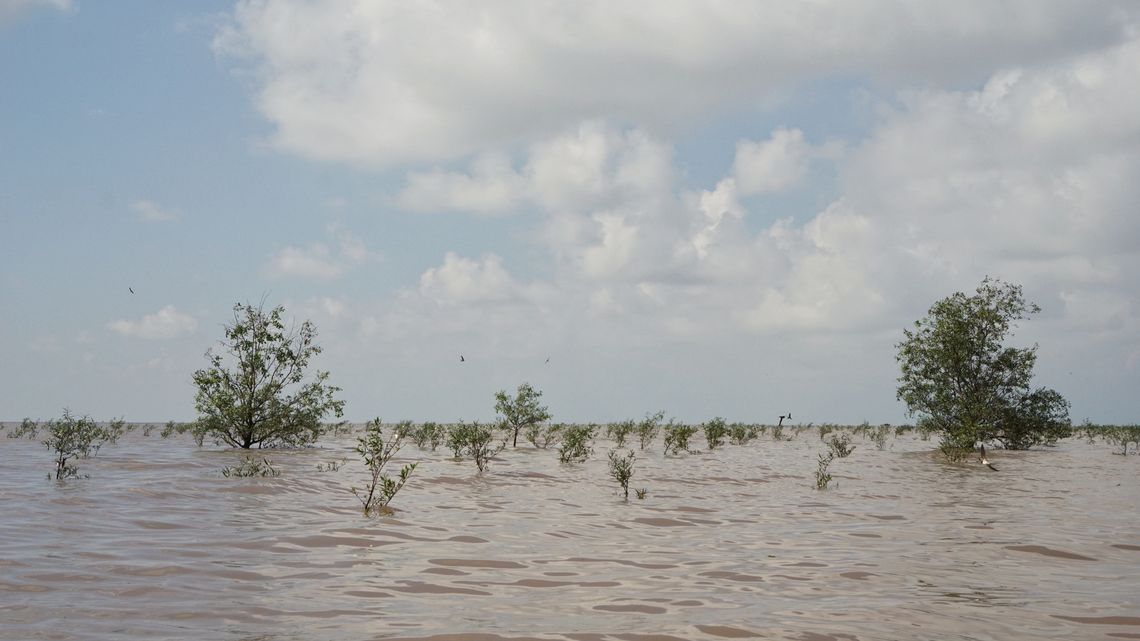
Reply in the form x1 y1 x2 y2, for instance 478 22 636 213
545 357 550 364
459 355 465 362
128 287 134 294
979 444 998 471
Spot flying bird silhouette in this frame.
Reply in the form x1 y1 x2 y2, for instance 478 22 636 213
980 444 998 471
545 357 550 364
459 355 465 362
128 287 134 294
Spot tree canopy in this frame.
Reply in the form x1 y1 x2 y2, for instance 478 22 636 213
896 277 1070 453
191 302 344 449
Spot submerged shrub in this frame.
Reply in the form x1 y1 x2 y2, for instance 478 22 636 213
11 409 126 479
606 420 636 448
729 423 760 445
871 425 892 450
1096 425 1140 455
351 419 417 515
826 433 856 458
445 422 469 459
524 422 562 449
770 424 786 441
818 424 835 440
703 417 729 450
608 449 636 500
815 452 834 490
461 420 508 472
315 459 346 472
412 421 445 450
222 456 280 478
663 423 698 456
558 424 596 463
636 411 665 450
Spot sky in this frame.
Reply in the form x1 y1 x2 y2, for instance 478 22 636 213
2 1 1138 425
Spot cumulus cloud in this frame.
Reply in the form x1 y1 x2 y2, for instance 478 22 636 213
216 0 1138 167
108 306 198 340
419 252 520 305
265 226 373 280
131 199 177 222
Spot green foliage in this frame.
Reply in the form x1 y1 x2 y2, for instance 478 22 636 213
825 433 856 458
222 456 280 478
445 422 468 458
1091 425 1140 455
606 420 636 448
663 423 698 456
818 424 835 440
352 418 417 515
11 410 126 479
634 487 649 500
524 422 562 449
393 420 416 440
558 424 596 463
703 417 729 450
636 411 665 450
770 424 786 441
870 425 892 450
896 278 1071 455
814 452 834 490
494 382 552 447
452 420 507 471
411 421 445 450
607 449 636 500
191 302 345 449
728 423 760 445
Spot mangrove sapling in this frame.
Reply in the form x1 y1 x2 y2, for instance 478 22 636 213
634 488 649 500
663 423 699 456
703 417 729 451
608 449 636 500
818 424 835 440
770 424 787 441
445 423 469 459
462 421 508 472
606 420 636 448
636 411 665 450
826 433 856 459
1100 425 1140 455
871 425 892 450
558 424 596 463
222 456 280 478
525 422 562 449
11 410 126 479
393 420 415 440
494 382 552 448
728 423 759 445
412 422 445 450
815 452 834 490
352 418 417 515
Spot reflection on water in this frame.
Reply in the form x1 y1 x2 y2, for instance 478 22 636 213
1 428 1137 640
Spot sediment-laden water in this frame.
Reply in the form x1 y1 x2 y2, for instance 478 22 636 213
1 426 1137 640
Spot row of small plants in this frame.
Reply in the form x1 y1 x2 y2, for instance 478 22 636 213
8 406 1138 511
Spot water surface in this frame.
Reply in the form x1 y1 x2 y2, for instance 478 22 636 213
1 427 1137 640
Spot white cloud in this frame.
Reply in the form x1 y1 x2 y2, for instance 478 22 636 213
733 128 812 195
265 226 373 280
397 153 525 215
131 199 177 223
419 252 519 305
217 0 1138 167
108 306 198 340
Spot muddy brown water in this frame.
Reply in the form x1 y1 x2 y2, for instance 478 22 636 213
1 427 1137 640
